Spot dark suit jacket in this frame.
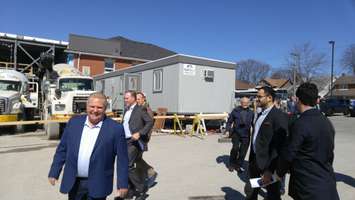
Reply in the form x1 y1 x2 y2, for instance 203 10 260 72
123 105 154 151
250 106 288 172
277 109 339 200
48 115 129 198
226 106 254 137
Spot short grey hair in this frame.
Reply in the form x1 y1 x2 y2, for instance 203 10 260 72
87 92 108 108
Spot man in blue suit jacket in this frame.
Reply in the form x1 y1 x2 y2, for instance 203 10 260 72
48 92 129 200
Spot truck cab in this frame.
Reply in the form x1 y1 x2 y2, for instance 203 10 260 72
43 64 112 139
0 70 38 123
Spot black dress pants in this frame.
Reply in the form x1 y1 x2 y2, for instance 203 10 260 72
68 178 106 200
127 141 146 194
246 153 281 200
229 133 250 167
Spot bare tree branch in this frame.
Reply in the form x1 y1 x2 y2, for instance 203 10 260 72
236 59 271 84
341 44 355 75
283 42 326 82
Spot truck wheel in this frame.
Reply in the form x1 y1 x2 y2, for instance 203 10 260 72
6 126 17 135
43 108 60 140
46 122 60 140
23 109 38 132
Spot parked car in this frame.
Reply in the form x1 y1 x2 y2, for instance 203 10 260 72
349 99 355 117
320 98 350 116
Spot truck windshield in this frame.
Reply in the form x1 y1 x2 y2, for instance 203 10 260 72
59 78 93 91
0 80 21 91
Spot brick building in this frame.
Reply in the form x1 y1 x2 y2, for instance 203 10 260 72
66 34 176 76
330 75 355 98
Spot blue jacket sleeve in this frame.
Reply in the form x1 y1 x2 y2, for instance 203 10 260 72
48 119 72 178
116 124 129 189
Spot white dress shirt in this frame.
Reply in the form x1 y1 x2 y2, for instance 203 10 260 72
77 117 102 178
252 105 273 153
123 103 136 139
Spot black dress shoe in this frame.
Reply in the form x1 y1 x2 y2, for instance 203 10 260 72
135 193 147 200
125 189 135 199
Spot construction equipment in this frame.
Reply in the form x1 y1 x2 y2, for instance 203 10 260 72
0 51 113 139
0 69 38 131
41 62 113 139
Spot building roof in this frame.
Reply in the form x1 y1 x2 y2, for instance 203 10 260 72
259 78 290 88
235 80 255 90
94 54 236 80
334 76 355 85
310 76 332 97
67 34 176 61
0 32 68 46
109 36 177 61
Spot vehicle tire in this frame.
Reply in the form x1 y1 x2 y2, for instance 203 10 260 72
343 109 350 116
350 111 355 117
326 108 333 116
43 106 60 140
45 122 60 140
23 108 38 132
6 125 17 135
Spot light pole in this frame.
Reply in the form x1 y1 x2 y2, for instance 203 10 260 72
329 41 335 97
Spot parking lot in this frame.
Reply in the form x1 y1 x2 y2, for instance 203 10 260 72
0 115 354 200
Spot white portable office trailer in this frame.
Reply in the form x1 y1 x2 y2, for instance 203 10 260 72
94 54 236 114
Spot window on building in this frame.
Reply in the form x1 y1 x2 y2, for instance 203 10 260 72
104 58 114 73
153 69 163 93
339 84 348 89
82 66 91 76
203 69 214 82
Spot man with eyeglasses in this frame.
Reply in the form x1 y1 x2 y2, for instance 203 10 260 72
246 86 288 200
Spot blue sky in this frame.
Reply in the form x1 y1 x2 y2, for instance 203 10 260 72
1 0 355 75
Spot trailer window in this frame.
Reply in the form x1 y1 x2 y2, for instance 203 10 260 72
203 69 214 82
153 69 163 93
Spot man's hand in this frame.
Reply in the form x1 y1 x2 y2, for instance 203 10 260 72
48 177 57 186
223 131 231 138
116 188 128 198
261 171 272 185
131 132 140 141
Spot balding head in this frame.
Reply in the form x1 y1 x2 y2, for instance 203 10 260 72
240 97 250 109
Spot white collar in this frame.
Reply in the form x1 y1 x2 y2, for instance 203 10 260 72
85 116 103 128
129 103 137 111
261 105 273 116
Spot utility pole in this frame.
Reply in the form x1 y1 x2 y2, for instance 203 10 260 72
329 41 335 97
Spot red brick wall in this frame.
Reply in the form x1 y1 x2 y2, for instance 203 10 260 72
115 59 132 71
73 55 147 76
74 55 104 76
335 84 355 89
